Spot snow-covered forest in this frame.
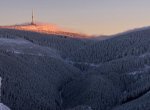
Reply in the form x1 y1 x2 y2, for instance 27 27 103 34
0 26 150 110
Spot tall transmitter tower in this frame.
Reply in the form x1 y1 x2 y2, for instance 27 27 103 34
31 10 35 25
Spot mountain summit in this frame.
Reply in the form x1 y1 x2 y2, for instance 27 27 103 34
0 23 89 38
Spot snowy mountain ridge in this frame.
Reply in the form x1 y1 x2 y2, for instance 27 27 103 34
0 23 89 38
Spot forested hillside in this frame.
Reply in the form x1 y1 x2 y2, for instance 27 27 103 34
69 29 150 63
0 27 150 110
0 29 93 57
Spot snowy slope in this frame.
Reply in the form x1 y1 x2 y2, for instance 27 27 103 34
0 38 61 58
0 103 11 110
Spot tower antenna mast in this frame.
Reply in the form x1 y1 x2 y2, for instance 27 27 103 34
31 9 35 25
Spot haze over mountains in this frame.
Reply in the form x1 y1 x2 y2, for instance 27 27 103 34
0 23 150 110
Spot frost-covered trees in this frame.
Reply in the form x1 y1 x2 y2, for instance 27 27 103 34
0 29 90 58
0 27 150 110
62 75 121 110
69 30 150 64
0 77 11 110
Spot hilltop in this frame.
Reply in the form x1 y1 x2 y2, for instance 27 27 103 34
0 23 90 38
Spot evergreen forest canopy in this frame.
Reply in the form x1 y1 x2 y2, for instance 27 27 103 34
0 26 150 110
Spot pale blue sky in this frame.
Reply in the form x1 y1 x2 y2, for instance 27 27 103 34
0 0 150 35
